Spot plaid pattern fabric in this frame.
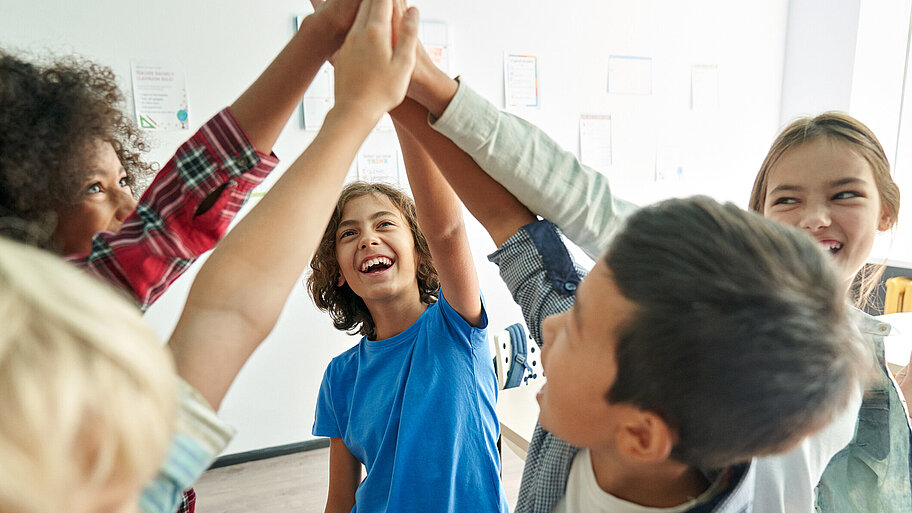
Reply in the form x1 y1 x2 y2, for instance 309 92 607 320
176 489 195 513
488 220 754 513
66 108 278 312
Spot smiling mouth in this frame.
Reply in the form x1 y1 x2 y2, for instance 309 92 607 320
821 241 844 255
359 256 394 274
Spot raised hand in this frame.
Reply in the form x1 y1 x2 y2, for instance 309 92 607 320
332 0 419 122
309 0 362 55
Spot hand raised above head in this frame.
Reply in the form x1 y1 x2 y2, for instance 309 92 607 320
332 0 419 121
309 0 362 55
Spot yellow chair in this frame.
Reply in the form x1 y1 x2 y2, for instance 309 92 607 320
884 276 912 314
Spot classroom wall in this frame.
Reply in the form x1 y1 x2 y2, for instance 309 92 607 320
3 0 801 454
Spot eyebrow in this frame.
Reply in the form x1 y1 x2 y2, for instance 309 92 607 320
337 210 399 230
768 177 868 195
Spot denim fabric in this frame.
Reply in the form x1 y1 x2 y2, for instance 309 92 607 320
815 312 912 513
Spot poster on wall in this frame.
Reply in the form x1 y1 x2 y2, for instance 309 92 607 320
420 20 451 74
579 115 613 174
691 64 719 111
130 60 189 130
607 55 652 95
357 150 403 188
503 53 540 111
302 62 334 130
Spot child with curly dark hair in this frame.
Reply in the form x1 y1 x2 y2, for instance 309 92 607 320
1 0 363 312
0 1 368 512
306 111 508 513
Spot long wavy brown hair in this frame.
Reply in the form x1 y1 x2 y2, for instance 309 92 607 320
0 51 155 250
307 182 439 339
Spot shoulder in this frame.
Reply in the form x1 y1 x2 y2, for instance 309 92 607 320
428 289 488 334
324 341 363 374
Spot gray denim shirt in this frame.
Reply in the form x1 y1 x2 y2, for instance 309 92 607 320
815 311 912 512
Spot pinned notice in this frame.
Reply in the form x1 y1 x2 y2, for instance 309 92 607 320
579 115 613 174
504 53 540 110
131 60 189 130
607 55 652 95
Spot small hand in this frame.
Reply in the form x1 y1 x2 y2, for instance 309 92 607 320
309 0 361 56
332 0 419 120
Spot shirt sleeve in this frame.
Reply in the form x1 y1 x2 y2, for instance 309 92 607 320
66 107 279 312
487 220 587 349
140 379 234 513
313 362 343 439
431 80 637 261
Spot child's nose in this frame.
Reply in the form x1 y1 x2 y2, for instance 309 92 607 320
113 189 138 223
799 203 831 232
359 234 380 249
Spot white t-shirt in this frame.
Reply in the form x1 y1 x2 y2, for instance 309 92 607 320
551 449 718 513
752 383 863 512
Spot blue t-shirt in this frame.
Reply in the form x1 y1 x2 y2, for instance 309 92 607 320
313 292 508 513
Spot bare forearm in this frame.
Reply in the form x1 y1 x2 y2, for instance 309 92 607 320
390 99 535 247
170 107 376 409
394 117 464 242
230 13 342 154
406 53 458 119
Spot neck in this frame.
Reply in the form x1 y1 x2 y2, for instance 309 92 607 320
589 449 710 508
364 288 426 340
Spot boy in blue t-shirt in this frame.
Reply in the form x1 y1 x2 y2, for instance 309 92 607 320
307 134 508 511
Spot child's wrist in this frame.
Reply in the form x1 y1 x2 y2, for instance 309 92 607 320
297 11 345 62
409 70 458 120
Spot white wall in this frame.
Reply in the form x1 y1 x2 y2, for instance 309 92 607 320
778 0 912 265
2 0 791 454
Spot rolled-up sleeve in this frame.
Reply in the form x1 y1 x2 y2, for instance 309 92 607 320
487 220 587 349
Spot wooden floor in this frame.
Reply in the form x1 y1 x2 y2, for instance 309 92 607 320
194 444 526 512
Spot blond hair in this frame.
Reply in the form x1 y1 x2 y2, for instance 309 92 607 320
0 237 176 513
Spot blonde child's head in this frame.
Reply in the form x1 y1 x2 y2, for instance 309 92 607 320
308 181 438 339
749 112 900 306
0 237 176 513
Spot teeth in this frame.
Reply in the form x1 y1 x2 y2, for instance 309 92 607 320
819 241 843 253
360 256 392 272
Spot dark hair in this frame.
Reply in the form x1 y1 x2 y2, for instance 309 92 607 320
307 182 438 339
0 50 155 250
605 196 871 469
749 112 900 309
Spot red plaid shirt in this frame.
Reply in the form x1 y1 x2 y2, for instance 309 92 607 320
66 108 277 513
66 107 278 312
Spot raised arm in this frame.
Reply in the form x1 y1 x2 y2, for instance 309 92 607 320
169 0 420 410
392 119 481 325
230 0 361 154
70 0 364 310
406 43 636 260
390 97 535 248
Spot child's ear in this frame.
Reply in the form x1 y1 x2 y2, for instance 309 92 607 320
337 273 346 287
616 411 675 463
878 207 893 232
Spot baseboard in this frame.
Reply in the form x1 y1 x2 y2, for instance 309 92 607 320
210 438 331 469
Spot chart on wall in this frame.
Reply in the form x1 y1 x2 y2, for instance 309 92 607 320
130 60 189 130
